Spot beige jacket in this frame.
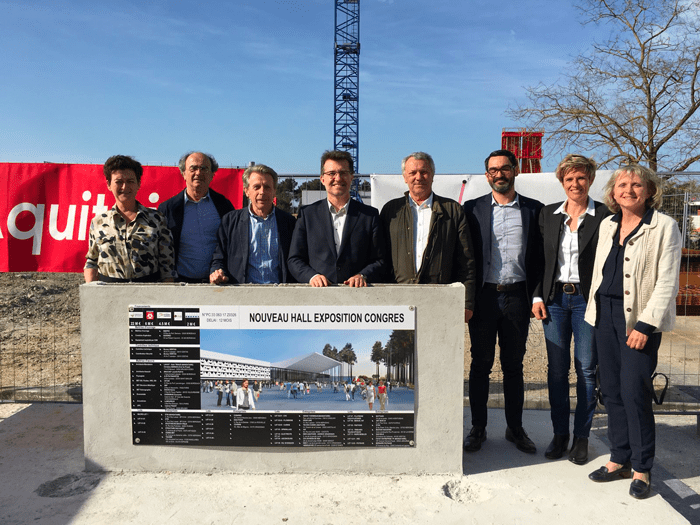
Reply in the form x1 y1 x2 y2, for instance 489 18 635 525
585 210 681 333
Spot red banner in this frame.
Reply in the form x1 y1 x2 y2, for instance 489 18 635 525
0 163 244 273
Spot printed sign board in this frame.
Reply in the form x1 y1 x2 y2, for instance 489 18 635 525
130 305 416 447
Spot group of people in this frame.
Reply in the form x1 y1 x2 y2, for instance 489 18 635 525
461 151 679 502
209 379 257 410
85 148 681 500
285 381 310 398
83 149 474 292
338 379 388 410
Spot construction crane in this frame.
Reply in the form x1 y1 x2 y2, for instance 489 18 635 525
334 0 362 201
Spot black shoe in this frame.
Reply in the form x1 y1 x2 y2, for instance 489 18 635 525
544 434 569 459
629 473 652 499
568 437 589 465
588 461 632 482
463 426 487 452
505 426 537 454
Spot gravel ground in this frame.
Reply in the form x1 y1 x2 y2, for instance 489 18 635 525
0 273 83 401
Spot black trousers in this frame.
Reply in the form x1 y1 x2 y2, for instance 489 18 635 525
468 284 530 429
596 295 660 473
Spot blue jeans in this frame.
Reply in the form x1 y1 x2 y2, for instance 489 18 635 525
542 290 597 438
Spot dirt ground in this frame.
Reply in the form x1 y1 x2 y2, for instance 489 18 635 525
0 273 83 401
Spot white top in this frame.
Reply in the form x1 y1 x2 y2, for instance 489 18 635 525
409 193 433 272
553 197 597 284
328 199 350 254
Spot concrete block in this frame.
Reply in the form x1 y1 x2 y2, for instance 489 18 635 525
80 283 465 474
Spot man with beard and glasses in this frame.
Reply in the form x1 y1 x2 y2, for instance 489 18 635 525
462 149 544 455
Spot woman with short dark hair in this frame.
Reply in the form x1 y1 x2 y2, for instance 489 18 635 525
84 155 176 283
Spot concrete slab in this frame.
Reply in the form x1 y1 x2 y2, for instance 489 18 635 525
79 284 466 475
0 403 695 524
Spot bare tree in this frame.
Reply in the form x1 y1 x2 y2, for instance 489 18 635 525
508 0 700 172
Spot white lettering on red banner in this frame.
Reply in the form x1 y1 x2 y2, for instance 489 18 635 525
0 163 243 272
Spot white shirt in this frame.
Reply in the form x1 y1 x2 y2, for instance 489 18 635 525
554 197 597 283
409 193 433 272
328 199 350 254
533 197 597 304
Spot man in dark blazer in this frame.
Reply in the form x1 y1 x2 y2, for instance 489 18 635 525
209 164 296 284
288 150 386 286
463 149 544 454
158 151 235 282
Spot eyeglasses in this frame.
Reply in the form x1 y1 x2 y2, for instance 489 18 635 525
322 170 352 178
187 165 211 174
487 165 514 176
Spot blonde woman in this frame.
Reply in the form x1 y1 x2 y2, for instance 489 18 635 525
585 165 681 499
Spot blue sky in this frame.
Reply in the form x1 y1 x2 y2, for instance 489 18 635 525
201 328 396 376
1 0 600 173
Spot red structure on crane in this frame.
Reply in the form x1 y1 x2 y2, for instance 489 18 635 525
501 128 544 173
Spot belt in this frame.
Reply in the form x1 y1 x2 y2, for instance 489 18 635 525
483 281 526 292
556 282 581 295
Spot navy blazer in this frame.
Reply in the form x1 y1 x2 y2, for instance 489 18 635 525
463 192 544 301
288 198 387 284
534 199 609 303
157 188 235 265
210 207 297 284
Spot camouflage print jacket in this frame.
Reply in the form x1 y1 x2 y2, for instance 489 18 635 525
84 202 177 281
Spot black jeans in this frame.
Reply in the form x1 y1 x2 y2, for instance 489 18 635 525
468 284 530 430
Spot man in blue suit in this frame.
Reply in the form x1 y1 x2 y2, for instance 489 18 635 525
209 164 296 284
463 149 544 454
288 150 386 286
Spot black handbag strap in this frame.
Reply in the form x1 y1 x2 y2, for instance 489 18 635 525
595 368 668 406
651 372 669 405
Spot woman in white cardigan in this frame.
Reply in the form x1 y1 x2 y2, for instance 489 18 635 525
235 379 256 410
585 164 681 499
